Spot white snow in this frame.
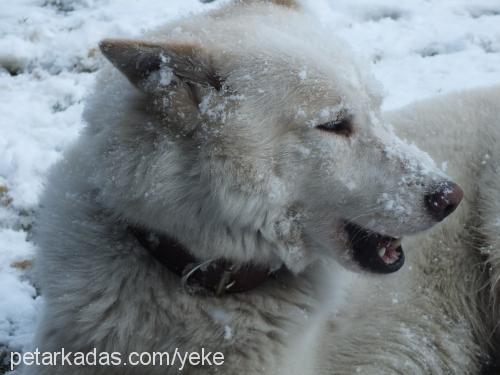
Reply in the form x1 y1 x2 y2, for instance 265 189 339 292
1 0 500 367
223 325 233 341
0 229 39 352
306 0 500 109
298 67 308 80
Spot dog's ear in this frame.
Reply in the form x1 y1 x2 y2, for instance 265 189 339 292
99 39 222 92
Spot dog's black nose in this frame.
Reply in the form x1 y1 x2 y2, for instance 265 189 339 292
425 181 463 221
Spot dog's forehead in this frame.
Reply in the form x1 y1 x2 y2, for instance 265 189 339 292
203 13 362 79
223 44 369 93
228 56 380 125
167 9 384 125
217 33 381 114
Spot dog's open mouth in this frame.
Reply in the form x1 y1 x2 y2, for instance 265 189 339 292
345 222 404 274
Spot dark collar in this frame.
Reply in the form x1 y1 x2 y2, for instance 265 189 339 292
130 226 283 296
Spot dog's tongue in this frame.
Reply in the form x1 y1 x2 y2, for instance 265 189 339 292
377 238 402 265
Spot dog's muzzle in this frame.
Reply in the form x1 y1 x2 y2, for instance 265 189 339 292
344 222 405 274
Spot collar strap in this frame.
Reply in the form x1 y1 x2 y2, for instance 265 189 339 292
130 226 281 295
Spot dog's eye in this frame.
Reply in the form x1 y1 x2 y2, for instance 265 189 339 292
316 116 353 136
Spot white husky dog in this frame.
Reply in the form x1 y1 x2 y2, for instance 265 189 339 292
21 0 500 374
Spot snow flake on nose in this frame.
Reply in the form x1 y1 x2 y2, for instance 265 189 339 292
298 66 308 80
379 125 442 178
306 104 350 128
346 181 356 191
377 192 413 217
198 92 245 124
494 217 500 228
295 108 307 119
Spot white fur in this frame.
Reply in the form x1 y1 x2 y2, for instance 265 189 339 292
21 1 500 374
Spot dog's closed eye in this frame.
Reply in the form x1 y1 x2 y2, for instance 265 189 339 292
316 116 353 137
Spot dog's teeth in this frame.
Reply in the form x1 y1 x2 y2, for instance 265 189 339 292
378 247 386 257
392 239 402 248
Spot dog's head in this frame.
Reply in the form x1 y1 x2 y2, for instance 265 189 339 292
94 2 462 275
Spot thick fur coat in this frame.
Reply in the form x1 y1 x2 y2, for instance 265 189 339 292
20 1 500 374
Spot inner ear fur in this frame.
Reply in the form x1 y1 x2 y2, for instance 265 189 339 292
99 39 223 91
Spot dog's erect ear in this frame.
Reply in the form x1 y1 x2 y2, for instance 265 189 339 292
99 39 222 92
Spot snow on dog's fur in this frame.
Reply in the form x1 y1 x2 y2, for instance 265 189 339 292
21 0 500 374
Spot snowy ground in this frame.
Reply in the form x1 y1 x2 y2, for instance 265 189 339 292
1 0 500 371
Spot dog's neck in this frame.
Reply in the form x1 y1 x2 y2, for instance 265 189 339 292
130 225 285 295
